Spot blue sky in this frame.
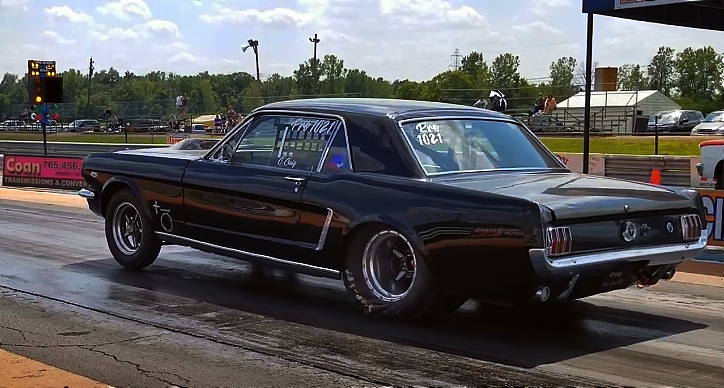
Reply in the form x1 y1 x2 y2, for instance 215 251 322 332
0 0 722 82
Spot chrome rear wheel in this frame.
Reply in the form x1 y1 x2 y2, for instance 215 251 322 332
361 230 417 303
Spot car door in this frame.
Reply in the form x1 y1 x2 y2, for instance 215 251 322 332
181 113 343 261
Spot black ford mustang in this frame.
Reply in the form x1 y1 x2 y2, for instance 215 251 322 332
78 98 707 321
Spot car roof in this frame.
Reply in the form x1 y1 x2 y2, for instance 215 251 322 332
256 98 512 121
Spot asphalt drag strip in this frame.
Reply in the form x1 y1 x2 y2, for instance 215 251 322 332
0 199 722 388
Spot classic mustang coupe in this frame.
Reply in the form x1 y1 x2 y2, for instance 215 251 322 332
78 98 707 321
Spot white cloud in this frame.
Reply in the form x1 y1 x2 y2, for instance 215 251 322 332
513 21 562 34
90 27 141 41
0 0 30 11
41 30 76 45
200 7 323 27
379 0 484 24
44 5 95 24
529 0 572 15
97 0 152 20
143 19 181 37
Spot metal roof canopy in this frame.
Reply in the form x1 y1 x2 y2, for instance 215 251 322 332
579 0 724 173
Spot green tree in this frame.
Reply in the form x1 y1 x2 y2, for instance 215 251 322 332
674 46 724 101
648 46 676 96
549 56 577 96
617 64 649 91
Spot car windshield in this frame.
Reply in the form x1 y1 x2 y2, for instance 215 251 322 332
703 111 724 122
649 112 679 124
399 118 563 175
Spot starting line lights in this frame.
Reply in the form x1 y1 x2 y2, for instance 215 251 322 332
27 59 63 105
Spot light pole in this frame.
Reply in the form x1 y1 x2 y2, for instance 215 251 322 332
242 39 260 81
309 33 320 95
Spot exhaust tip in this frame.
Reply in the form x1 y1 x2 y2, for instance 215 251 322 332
534 286 551 302
661 268 676 280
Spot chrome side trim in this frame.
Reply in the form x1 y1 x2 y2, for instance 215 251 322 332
529 230 708 277
395 116 567 177
315 208 334 251
155 231 340 277
78 188 95 199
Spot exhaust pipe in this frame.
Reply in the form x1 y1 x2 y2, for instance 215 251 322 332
532 286 551 303
661 268 676 281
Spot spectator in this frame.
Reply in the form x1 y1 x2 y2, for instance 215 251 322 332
488 90 508 112
530 93 545 116
544 94 557 114
473 96 489 109
175 93 183 113
214 114 223 134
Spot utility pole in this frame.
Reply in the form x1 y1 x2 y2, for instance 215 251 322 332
86 57 94 118
309 33 320 95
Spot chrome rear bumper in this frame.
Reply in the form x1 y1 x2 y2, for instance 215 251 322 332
529 230 708 278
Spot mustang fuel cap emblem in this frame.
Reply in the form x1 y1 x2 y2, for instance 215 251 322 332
622 221 637 242
624 204 630 212
667 222 674 233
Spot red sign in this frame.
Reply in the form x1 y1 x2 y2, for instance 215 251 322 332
2 154 88 190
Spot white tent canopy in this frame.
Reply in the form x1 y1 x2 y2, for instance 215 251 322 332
556 90 681 133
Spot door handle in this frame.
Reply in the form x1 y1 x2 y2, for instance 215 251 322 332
284 176 306 185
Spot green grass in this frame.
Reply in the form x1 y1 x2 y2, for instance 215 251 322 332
540 135 717 156
0 131 717 156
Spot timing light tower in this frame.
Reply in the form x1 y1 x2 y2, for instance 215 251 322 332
27 59 64 155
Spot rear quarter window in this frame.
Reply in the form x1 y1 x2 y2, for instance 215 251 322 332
346 117 414 178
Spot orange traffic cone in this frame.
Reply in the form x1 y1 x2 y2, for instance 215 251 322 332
650 169 661 185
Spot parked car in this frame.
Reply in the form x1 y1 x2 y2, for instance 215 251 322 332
646 109 703 134
691 110 724 136
64 119 101 132
77 98 707 321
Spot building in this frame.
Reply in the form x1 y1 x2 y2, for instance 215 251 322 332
554 90 681 134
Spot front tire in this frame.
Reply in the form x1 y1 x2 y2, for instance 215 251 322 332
104 189 162 270
343 226 462 321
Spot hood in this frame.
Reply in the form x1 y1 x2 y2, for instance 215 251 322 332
431 171 695 220
114 138 220 160
115 146 206 160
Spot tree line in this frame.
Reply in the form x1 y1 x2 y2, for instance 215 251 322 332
0 45 722 122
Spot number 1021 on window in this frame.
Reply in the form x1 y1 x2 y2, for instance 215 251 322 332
417 133 443 146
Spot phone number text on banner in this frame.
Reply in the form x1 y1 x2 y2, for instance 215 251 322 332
2 154 88 190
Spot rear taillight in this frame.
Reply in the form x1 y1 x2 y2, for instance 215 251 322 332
680 214 703 240
545 226 572 257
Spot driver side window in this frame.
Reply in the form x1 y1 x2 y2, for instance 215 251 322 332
225 115 341 172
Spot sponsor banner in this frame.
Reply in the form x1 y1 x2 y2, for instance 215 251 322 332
555 153 605 175
167 134 188 144
698 189 724 247
614 0 700 10
2 154 88 190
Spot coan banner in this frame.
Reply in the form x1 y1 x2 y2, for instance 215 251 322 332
614 0 701 10
2 154 88 190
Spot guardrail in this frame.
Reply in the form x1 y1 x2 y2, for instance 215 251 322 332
604 155 694 187
0 140 166 157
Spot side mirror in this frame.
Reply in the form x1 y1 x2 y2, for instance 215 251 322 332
231 151 253 164
681 118 689 124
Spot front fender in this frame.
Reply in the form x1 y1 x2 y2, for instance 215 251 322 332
101 176 153 219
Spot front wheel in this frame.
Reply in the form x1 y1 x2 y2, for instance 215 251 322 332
105 189 162 270
343 227 461 321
